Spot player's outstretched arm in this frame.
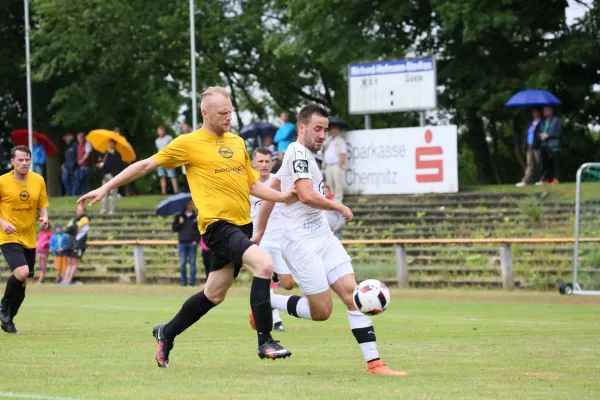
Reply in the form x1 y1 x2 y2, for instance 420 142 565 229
78 157 159 206
296 179 353 221
252 178 280 244
249 179 296 204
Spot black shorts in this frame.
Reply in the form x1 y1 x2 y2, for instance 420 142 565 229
1 243 36 278
202 221 254 279
67 248 86 259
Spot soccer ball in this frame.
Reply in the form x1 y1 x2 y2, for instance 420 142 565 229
352 279 391 316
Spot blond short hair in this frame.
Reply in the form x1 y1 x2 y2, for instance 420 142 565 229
200 86 230 110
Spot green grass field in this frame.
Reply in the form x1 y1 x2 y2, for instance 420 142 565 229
47 195 166 213
1 285 599 400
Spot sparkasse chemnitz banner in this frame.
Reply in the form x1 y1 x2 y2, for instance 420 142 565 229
343 126 458 195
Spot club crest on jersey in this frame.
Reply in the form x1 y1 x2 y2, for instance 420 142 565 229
19 191 30 201
218 146 234 159
293 159 308 173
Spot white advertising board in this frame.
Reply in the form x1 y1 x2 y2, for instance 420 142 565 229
343 126 458 195
348 57 437 114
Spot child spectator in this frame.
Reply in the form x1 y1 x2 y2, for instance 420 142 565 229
35 224 53 284
61 204 90 285
50 223 69 283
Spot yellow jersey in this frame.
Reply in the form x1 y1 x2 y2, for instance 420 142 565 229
153 128 259 233
0 171 49 249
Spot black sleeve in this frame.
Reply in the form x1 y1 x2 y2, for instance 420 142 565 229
172 215 182 232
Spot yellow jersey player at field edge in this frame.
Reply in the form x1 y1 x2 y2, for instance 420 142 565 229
78 86 297 367
0 145 49 334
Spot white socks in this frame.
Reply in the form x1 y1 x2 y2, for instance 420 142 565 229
271 293 312 320
347 309 379 362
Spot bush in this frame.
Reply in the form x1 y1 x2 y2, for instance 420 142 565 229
517 197 541 223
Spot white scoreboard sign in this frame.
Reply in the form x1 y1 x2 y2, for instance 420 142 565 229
348 57 437 115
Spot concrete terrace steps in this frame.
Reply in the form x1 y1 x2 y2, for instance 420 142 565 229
349 255 572 266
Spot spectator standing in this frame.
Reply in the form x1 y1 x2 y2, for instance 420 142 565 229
172 200 201 286
35 224 52 284
516 109 542 187
155 126 179 195
273 112 295 160
538 107 562 185
61 204 90 285
323 185 345 239
32 137 47 177
97 139 123 215
74 132 94 195
61 133 78 196
49 223 68 283
323 124 347 201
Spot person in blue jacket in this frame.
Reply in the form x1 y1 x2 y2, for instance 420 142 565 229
49 223 69 283
273 112 296 159
32 137 47 177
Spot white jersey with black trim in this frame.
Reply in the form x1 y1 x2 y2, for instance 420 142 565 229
277 142 330 239
250 174 284 245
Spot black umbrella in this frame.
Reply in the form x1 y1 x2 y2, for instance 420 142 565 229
156 193 192 216
329 116 348 129
239 122 278 139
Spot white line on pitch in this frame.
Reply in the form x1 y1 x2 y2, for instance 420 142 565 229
0 392 89 400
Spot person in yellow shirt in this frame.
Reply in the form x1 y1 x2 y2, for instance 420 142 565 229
78 86 297 367
0 146 49 334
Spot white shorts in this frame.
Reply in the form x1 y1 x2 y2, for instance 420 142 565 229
261 242 291 275
281 231 353 295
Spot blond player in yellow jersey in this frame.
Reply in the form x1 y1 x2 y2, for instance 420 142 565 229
79 86 297 368
0 146 49 334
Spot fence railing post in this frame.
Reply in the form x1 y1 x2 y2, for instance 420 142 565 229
499 243 514 289
395 244 409 288
133 245 145 285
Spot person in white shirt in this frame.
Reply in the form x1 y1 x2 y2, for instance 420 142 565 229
251 104 406 376
155 125 179 195
323 124 347 201
250 147 295 332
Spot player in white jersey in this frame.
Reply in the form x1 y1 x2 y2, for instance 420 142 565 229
250 147 296 332
251 104 406 376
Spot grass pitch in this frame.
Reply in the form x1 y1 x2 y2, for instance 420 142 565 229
1 285 599 400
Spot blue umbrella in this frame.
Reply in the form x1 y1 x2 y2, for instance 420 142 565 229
240 122 278 139
505 89 562 107
156 192 192 216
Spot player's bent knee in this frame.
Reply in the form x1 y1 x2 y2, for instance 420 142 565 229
13 266 29 281
256 259 274 279
205 292 226 305
311 308 332 321
279 275 294 290
309 303 333 321
204 284 228 305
